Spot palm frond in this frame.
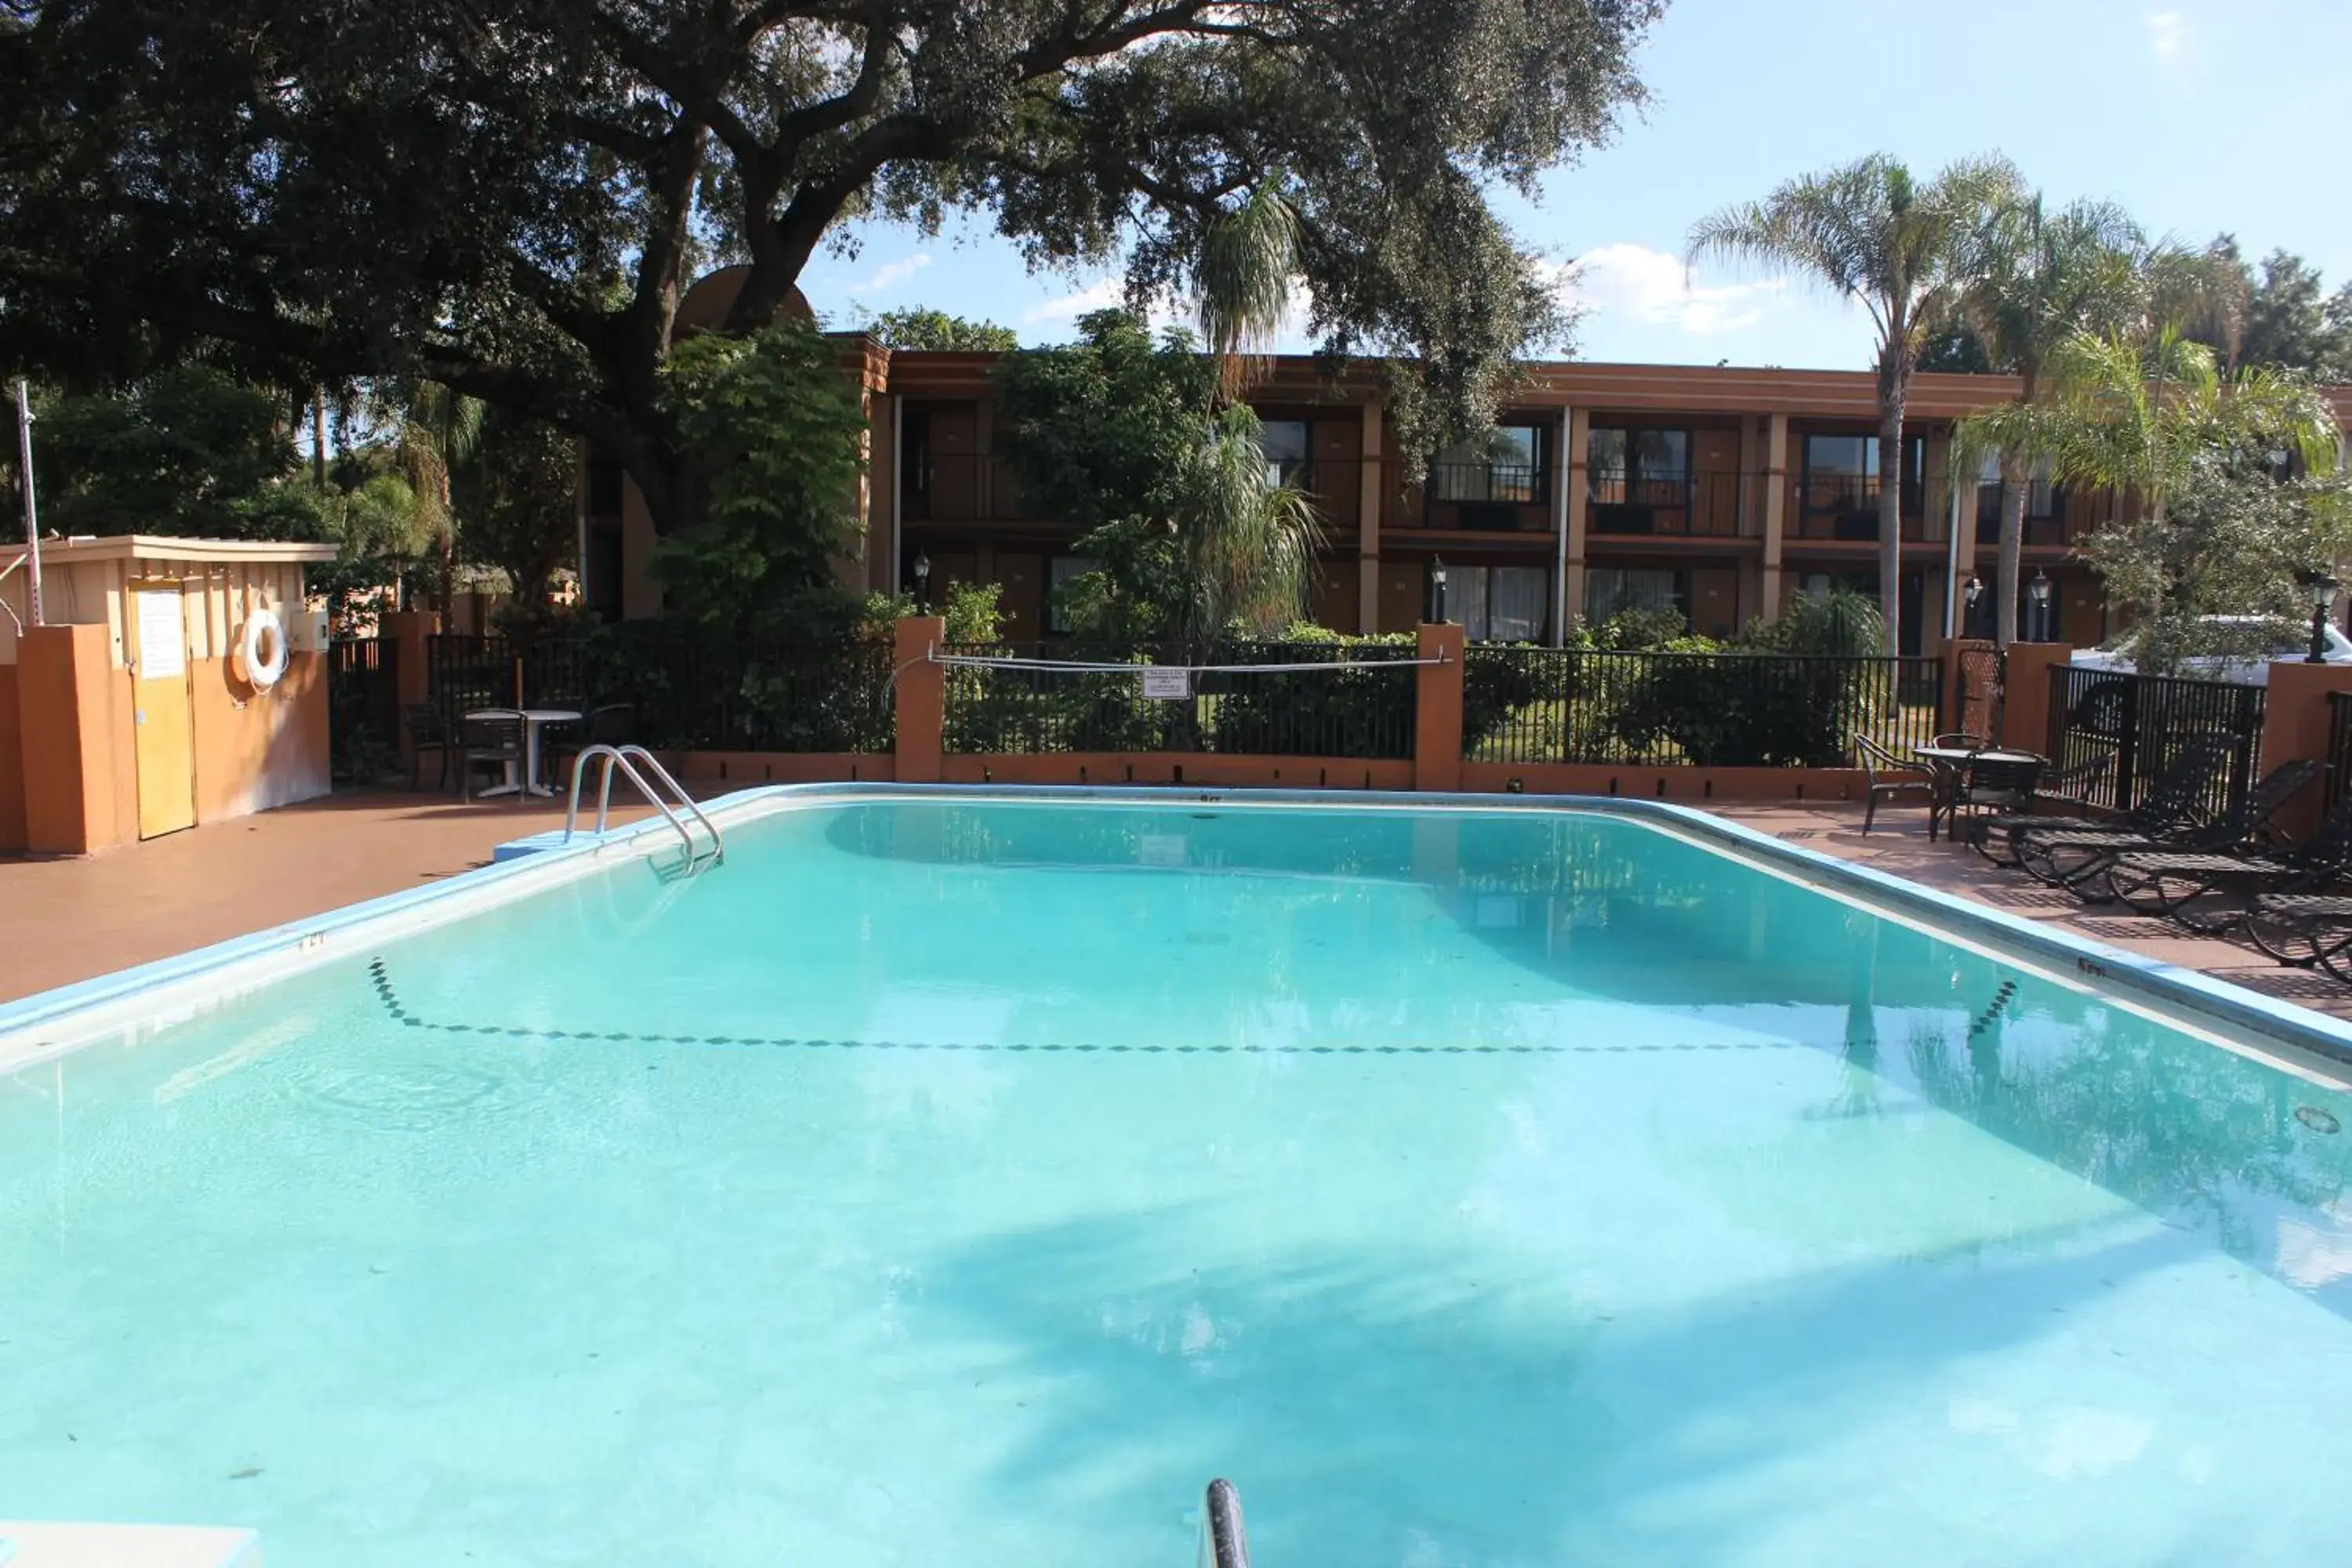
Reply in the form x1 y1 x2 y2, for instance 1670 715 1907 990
1196 183 1301 403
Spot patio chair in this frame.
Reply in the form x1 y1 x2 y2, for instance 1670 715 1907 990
2097 764 2345 920
1973 732 2235 877
404 702 452 792
1954 753 2111 859
1941 750 2044 843
546 703 637 787
456 713 524 803
1856 732 1933 834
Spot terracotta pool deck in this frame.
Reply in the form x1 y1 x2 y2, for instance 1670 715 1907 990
2 786 2347 1022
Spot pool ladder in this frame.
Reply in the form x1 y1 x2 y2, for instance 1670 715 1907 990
563 744 724 870
1198 1479 1249 1568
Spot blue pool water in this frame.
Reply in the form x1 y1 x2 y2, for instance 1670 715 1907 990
5 797 2352 1565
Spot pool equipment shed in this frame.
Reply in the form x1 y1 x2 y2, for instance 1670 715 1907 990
0 535 338 854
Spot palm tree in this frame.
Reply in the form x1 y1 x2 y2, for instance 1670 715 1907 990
1194 181 1301 404
1950 195 2146 644
367 378 483 611
2022 326 2341 649
1168 405 1324 661
2034 328 2339 519
1689 154 2020 653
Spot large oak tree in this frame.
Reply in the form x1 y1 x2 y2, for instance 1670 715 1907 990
0 0 1661 532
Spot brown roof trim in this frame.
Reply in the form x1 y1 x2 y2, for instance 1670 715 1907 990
877 347 2352 425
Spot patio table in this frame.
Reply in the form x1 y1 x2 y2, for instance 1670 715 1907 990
463 708 583 798
1913 744 2042 843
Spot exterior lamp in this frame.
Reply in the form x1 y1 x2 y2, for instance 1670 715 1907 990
913 551 931 611
2303 568 2339 663
2027 570 2053 642
1431 557 1450 625
1963 575 1984 637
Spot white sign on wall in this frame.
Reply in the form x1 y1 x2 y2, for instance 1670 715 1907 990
1140 666 1192 700
133 590 187 681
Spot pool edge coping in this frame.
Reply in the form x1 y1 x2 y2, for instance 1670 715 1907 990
6 782 2352 1073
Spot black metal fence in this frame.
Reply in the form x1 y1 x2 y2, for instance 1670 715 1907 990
2325 690 2352 814
424 628 894 753
942 641 1421 757
1468 649 1944 768
327 636 401 779
2045 663 2264 818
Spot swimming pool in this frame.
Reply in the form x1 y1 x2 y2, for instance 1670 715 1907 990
5 788 2352 1565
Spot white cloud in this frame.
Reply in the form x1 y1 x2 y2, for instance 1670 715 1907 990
1557 244 1788 337
1022 276 1127 324
850 252 932 296
2143 10 2188 60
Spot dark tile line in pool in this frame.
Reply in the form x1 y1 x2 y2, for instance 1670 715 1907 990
363 958 1806 1058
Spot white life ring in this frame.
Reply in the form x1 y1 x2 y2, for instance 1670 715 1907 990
236 608 290 691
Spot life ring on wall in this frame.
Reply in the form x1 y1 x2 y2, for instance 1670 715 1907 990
236 608 291 691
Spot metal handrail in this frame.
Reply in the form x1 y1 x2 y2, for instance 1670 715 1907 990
1196 1479 1249 1568
563 743 724 867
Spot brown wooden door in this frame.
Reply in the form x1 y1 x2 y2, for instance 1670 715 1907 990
130 582 197 839
994 551 1044 641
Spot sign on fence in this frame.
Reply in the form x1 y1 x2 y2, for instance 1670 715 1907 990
1140 666 1192 701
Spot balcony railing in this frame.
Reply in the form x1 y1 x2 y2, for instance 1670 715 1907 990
1587 468 1759 539
902 452 1030 521
1969 480 2119 548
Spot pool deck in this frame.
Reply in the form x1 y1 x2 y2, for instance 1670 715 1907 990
2 786 2347 1021
0 788 667 1004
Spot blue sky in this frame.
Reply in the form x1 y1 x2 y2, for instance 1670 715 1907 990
797 0 2352 371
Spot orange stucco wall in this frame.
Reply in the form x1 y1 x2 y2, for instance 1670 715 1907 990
942 753 1418 790
1460 760 1887 803
0 663 24 851
190 652 332 823
673 752 895 785
16 623 137 855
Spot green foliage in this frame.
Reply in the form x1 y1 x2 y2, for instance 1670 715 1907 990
1689 153 2022 652
996 310 1217 541
457 412 580 636
0 1 1661 526
31 367 317 538
2081 467 2352 675
863 309 1018 353
997 311 1319 654
1950 192 2147 645
652 319 868 640
1590 604 1703 652
1740 586 1886 658
862 579 1005 644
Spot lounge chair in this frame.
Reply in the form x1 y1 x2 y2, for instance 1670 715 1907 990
2099 768 2348 920
1973 732 2237 882
2031 758 2326 907
1961 753 2120 864
2244 891 2352 970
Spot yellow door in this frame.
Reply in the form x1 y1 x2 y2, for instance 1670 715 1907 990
131 582 197 839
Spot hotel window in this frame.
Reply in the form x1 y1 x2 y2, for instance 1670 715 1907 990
1434 424 1544 504
1584 567 1686 623
1443 564 1549 642
1256 419 1312 488
1588 427 1690 505
1802 434 1926 517
1972 453 2063 523
1047 554 1101 635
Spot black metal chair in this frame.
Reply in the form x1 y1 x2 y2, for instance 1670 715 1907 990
546 703 637 787
1855 731 1933 835
1973 731 2236 875
404 702 452 792
456 714 524 802
1943 750 2044 843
